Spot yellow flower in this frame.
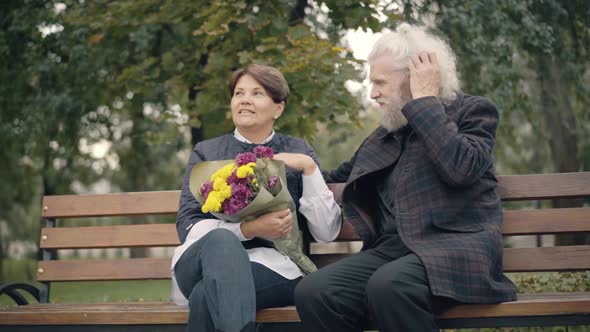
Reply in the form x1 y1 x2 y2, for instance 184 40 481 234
213 177 225 190
236 163 256 178
202 192 222 213
210 163 235 182
212 178 231 199
219 183 231 200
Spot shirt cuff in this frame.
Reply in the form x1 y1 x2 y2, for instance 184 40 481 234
218 221 251 241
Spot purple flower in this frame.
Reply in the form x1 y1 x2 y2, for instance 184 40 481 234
222 183 254 214
253 146 274 159
231 183 254 201
199 181 214 200
235 152 257 166
222 198 246 215
226 170 248 186
267 176 279 188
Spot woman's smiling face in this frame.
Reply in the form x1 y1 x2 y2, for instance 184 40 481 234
230 74 284 134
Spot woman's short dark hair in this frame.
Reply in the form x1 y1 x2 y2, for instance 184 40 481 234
229 64 290 104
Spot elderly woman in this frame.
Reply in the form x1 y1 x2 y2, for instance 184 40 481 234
171 64 342 332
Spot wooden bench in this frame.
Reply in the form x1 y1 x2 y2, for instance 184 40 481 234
1 172 589 331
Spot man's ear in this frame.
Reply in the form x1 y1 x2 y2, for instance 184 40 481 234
274 101 285 120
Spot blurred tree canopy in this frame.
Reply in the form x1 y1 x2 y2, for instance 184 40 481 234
416 0 589 177
0 0 398 279
1 0 589 280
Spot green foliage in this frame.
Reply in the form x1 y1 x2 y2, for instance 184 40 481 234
61 0 398 141
510 272 590 293
1 0 399 276
0 1 108 270
313 108 381 169
408 0 590 175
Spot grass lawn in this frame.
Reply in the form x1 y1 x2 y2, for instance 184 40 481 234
1 259 171 309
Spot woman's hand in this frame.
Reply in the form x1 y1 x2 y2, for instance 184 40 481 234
240 209 293 240
273 153 317 175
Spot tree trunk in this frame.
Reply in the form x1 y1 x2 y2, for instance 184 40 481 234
289 0 308 24
0 238 5 284
537 55 587 245
189 52 209 146
128 93 150 259
38 148 59 263
189 84 202 146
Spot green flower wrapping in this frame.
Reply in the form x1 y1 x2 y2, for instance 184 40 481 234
190 158 317 275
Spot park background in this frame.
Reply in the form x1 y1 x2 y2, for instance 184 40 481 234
1 1 589 330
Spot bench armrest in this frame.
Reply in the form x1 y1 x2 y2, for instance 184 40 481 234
0 283 41 305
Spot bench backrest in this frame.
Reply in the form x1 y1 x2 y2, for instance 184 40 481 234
37 173 590 286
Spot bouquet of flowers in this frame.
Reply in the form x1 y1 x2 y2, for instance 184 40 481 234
189 146 317 274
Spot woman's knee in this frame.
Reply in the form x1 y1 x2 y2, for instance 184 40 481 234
203 228 238 241
187 282 206 308
195 228 247 263
201 228 242 249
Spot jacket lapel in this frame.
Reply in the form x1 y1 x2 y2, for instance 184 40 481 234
346 127 403 185
340 127 403 245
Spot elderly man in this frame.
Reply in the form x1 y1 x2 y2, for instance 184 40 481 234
294 23 517 331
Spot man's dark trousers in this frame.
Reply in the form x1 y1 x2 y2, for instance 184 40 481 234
294 235 454 331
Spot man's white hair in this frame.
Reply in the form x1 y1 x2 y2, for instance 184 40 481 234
368 23 460 102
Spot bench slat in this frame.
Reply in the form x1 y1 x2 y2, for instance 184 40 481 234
502 207 590 235
0 302 188 325
496 172 590 201
40 206 590 249
503 245 590 272
438 292 590 319
328 172 590 203
40 224 180 249
1 293 589 325
310 245 590 272
37 245 590 281
39 224 354 249
37 258 171 281
42 191 180 218
40 172 590 219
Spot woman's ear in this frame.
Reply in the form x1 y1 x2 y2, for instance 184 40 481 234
273 101 285 120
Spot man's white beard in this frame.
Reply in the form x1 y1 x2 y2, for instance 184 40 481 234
380 103 408 132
